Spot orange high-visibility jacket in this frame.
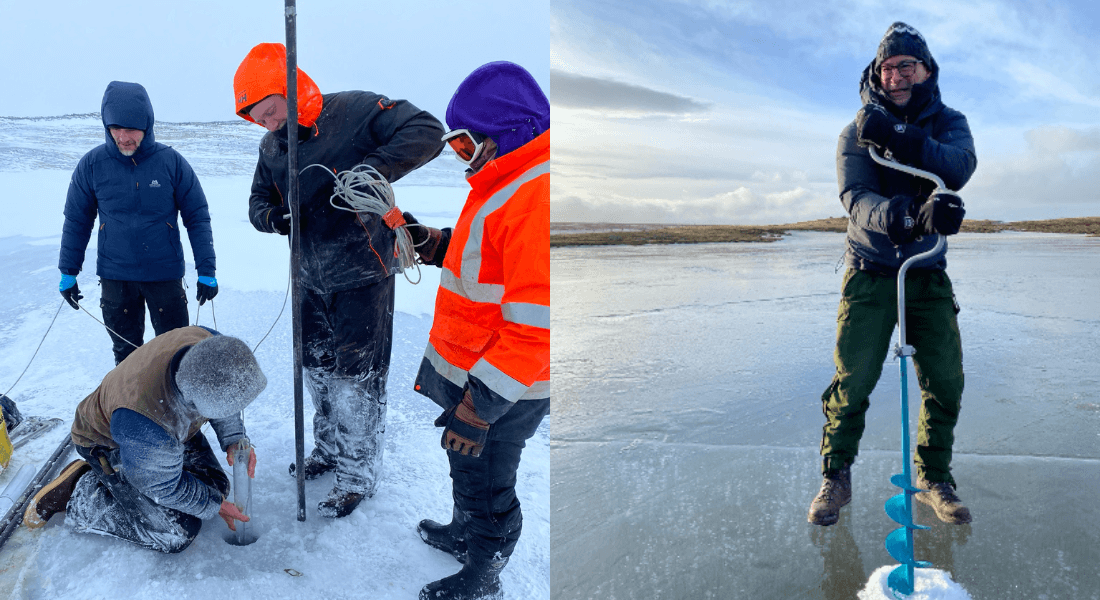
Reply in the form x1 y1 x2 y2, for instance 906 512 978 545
415 131 550 423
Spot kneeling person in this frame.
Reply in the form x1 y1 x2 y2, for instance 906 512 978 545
25 327 266 553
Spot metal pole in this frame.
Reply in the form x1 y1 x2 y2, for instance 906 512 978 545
285 0 306 522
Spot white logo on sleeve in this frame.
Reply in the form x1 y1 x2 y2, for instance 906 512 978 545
150 180 161 188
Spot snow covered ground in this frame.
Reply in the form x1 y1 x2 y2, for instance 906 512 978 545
551 232 1100 599
0 116 548 599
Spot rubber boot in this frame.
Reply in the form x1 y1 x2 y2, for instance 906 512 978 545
418 555 507 600
417 505 468 563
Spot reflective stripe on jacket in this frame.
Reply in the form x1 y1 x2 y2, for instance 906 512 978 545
414 131 550 423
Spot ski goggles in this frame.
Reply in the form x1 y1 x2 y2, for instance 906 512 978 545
442 129 488 165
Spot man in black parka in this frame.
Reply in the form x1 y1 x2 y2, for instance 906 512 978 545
808 22 976 527
233 43 445 518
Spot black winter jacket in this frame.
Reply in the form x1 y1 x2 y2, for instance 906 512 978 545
838 60 977 272
248 91 445 292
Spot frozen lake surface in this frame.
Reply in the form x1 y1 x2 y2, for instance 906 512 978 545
551 232 1100 600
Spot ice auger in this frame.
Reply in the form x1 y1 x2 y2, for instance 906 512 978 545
867 147 959 597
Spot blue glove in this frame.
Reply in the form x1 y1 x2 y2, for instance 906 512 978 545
59 274 82 310
196 276 218 306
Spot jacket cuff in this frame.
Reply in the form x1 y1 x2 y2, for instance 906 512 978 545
197 497 223 520
467 374 516 425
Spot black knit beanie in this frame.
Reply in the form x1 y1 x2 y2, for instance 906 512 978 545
874 22 934 73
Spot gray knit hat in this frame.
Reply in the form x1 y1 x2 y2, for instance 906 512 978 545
175 336 267 419
874 22 933 73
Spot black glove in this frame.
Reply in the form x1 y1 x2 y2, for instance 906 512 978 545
266 206 291 235
915 192 965 236
402 211 445 266
402 212 429 246
60 277 82 310
885 194 923 246
196 276 218 306
855 104 929 166
434 388 490 457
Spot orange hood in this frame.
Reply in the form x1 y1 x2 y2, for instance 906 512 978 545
234 42 324 128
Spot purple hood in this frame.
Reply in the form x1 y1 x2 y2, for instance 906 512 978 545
445 61 549 157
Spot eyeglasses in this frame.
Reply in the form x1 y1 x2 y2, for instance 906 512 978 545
880 59 921 78
442 129 487 165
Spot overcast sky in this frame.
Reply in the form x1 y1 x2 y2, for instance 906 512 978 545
551 0 1100 224
0 0 548 125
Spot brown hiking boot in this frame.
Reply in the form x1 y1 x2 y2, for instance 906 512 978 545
807 466 851 526
24 459 91 529
916 478 972 524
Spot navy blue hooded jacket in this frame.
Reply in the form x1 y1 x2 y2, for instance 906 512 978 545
59 82 216 281
837 58 977 273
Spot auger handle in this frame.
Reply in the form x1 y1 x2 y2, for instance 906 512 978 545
868 147 952 349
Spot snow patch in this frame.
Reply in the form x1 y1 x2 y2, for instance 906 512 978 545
859 566 972 600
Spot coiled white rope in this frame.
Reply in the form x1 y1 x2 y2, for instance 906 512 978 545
302 163 421 284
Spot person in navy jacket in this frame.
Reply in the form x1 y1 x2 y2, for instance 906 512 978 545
58 81 219 365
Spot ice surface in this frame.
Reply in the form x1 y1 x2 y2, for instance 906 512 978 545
0 119 546 599
551 232 1100 599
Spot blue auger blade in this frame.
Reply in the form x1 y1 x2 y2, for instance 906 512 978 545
885 526 912 563
885 494 931 530
885 494 912 526
887 564 915 597
889 473 924 493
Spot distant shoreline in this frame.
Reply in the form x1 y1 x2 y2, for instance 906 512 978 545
550 217 1100 247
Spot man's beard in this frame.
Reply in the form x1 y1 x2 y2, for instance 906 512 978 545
117 141 141 156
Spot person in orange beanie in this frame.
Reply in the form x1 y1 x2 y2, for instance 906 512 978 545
233 42 445 518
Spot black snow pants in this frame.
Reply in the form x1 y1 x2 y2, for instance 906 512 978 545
301 275 395 496
447 397 549 563
100 279 190 365
68 434 229 553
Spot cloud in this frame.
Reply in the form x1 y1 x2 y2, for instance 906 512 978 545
966 124 1100 219
550 184 836 225
550 70 712 113
550 1 1100 224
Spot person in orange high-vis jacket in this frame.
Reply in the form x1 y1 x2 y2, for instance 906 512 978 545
406 62 549 600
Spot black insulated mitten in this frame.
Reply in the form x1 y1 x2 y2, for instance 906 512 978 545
916 192 965 236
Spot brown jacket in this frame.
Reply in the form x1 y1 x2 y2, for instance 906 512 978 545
71 327 213 449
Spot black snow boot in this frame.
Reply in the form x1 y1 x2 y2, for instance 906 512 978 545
24 459 91 528
419 555 507 600
288 451 337 481
807 465 852 526
317 487 365 519
417 511 468 563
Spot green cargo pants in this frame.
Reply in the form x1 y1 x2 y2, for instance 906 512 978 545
820 268 964 485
